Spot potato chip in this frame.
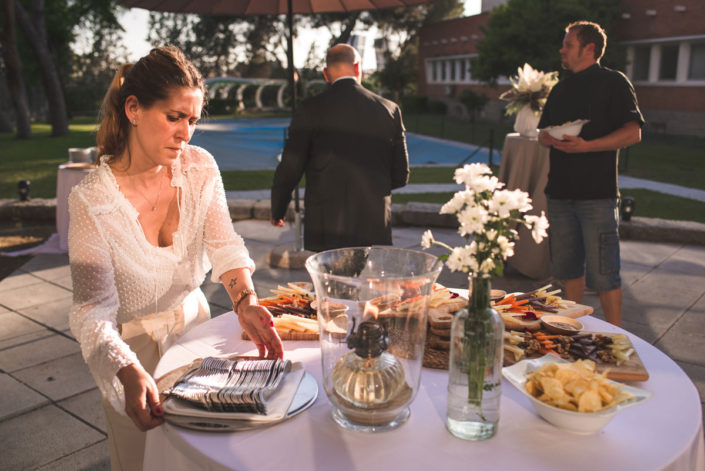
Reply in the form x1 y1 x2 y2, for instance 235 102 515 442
525 359 634 413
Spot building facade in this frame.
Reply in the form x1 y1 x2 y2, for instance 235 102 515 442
417 0 705 136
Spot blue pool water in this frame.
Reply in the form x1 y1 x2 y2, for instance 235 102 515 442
189 118 497 170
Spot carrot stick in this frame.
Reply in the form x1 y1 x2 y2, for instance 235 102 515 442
495 295 516 305
534 333 561 339
508 307 529 313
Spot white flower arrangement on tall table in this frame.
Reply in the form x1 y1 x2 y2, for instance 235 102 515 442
499 63 559 116
421 163 549 278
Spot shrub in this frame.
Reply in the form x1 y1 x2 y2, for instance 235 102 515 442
428 100 448 115
400 95 429 114
205 98 237 116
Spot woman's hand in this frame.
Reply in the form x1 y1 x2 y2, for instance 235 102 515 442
237 304 284 359
117 363 164 431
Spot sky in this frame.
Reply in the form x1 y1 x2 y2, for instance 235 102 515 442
116 0 482 69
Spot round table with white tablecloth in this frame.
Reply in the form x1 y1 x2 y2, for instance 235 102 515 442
56 162 95 252
143 310 704 471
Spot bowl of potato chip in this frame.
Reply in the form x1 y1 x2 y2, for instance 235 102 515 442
503 355 651 434
542 119 589 140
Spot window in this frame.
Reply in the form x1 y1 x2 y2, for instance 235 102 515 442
688 42 705 80
632 45 651 81
425 55 476 84
659 44 679 80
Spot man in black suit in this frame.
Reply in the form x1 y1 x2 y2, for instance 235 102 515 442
270 43 410 252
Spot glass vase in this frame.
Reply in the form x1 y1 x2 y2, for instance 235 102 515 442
306 247 442 432
446 276 504 440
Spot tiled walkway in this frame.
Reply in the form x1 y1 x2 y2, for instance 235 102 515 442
1 220 704 469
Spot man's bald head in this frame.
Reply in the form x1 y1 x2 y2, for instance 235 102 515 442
324 44 361 83
326 44 360 67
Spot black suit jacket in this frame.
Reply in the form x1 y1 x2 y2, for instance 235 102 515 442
271 78 410 252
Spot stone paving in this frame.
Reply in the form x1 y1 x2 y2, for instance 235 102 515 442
1 220 704 469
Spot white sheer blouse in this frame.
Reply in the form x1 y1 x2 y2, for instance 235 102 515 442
68 145 254 412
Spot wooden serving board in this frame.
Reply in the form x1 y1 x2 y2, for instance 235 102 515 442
587 332 649 382
241 330 318 341
426 330 649 382
501 303 594 331
503 331 649 382
551 303 594 319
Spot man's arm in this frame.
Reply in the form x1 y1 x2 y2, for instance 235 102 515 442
270 108 312 225
390 107 410 190
544 120 641 154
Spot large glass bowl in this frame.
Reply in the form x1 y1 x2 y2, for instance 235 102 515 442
306 247 442 432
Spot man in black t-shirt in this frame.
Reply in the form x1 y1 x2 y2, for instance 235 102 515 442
538 21 644 326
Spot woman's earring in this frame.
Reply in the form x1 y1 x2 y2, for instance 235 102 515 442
132 119 137 127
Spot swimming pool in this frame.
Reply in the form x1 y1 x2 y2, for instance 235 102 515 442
189 118 497 170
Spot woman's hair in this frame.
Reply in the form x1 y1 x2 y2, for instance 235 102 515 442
96 45 206 161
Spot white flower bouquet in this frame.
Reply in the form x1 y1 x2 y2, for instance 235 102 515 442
421 163 549 277
499 63 559 116
422 163 549 436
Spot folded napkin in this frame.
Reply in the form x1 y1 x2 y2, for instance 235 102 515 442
163 361 305 423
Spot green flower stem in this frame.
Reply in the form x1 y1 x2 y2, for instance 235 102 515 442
465 276 492 408
431 240 455 253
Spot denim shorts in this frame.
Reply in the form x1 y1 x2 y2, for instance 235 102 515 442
546 198 621 291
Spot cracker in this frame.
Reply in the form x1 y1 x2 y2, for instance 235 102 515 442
430 325 451 339
427 333 450 350
428 308 454 329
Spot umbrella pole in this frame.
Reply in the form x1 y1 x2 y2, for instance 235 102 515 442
286 0 304 252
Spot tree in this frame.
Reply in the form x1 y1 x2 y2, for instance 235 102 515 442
471 0 625 84
306 11 361 46
458 89 489 121
370 0 464 100
68 4 127 116
147 13 287 78
240 15 284 77
369 0 464 51
0 76 15 132
375 44 419 102
14 0 69 136
0 0 31 137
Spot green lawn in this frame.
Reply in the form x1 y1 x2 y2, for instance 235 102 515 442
620 137 705 190
2 116 703 224
0 120 96 199
220 166 463 191
403 113 514 153
620 188 705 223
391 189 705 224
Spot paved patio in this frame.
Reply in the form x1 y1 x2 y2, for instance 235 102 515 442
1 219 704 469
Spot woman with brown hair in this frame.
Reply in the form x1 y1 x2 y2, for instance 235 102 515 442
68 45 283 469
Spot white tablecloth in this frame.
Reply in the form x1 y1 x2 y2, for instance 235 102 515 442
145 313 705 471
56 162 94 252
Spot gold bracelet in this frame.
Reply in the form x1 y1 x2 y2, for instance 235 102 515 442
233 288 257 314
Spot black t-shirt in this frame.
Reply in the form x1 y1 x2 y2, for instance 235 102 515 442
538 64 644 199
